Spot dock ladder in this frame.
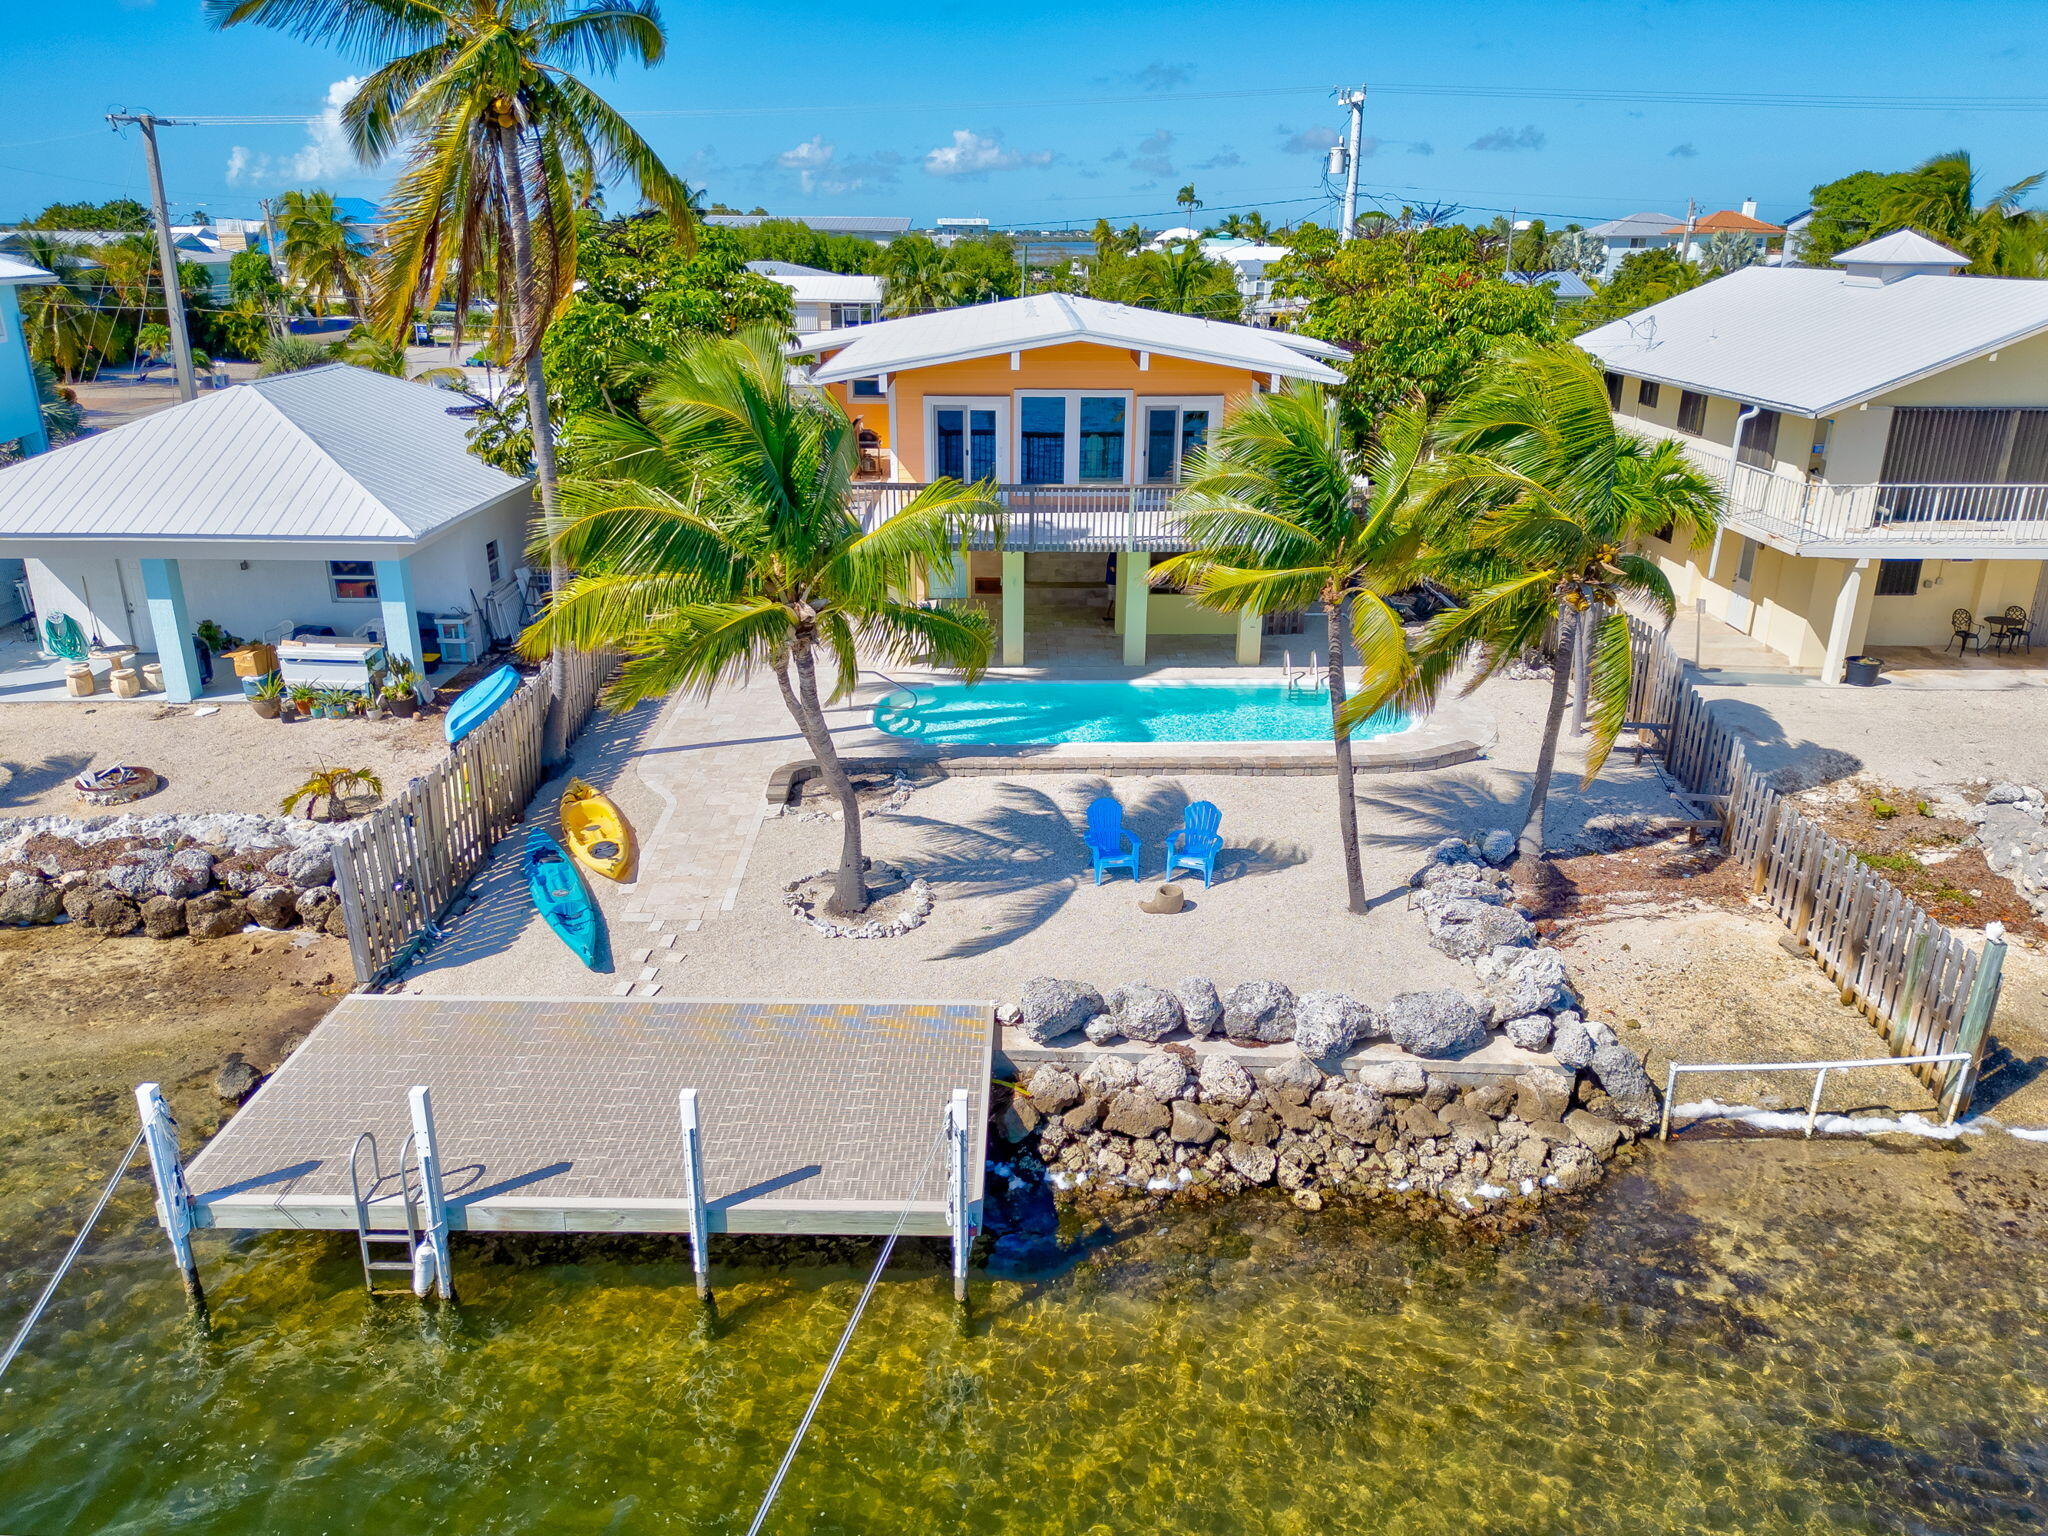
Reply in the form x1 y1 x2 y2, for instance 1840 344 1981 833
348 1131 428 1296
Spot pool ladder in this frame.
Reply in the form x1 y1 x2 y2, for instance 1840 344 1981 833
1282 650 1329 693
348 1131 428 1297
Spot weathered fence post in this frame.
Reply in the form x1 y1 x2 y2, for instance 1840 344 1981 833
134 1083 202 1304
677 1088 712 1302
1948 922 2008 1121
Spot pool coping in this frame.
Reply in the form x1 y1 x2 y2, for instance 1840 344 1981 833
767 699 1495 805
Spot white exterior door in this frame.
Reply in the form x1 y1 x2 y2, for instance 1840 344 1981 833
1726 535 1759 630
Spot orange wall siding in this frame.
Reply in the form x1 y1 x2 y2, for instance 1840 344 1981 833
823 341 1267 482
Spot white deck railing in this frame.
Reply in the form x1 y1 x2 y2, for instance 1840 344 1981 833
848 483 1187 551
1620 419 2048 554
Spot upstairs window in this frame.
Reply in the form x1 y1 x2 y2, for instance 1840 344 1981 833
1737 408 1782 469
485 539 502 583
1637 380 1661 408
850 376 884 398
1676 390 1708 436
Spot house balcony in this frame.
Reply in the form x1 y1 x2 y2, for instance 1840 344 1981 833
1621 420 2048 559
849 483 1188 552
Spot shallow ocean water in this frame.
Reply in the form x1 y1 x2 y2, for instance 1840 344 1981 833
873 680 1411 745
1 1140 2044 1535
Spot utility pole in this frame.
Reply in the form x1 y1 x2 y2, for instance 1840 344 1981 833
1505 209 1517 276
259 196 290 339
1678 198 1698 267
107 112 197 402
1334 86 1367 240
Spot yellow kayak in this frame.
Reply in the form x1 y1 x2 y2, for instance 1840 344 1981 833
561 778 634 882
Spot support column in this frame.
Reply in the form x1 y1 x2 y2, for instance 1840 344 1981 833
138 558 200 703
1121 552 1150 668
1821 558 1870 685
408 1085 455 1301
134 1083 202 1303
1000 551 1025 666
677 1088 711 1302
373 558 421 672
945 1089 975 1305
1235 606 1263 666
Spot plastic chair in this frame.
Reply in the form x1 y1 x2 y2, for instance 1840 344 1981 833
1166 800 1225 888
1084 796 1142 884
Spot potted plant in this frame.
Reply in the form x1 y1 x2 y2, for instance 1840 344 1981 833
250 672 285 720
318 686 352 719
382 677 419 719
285 682 320 721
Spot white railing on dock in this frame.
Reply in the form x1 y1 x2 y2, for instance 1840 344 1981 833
848 482 1185 551
1657 1052 1976 1141
332 649 615 986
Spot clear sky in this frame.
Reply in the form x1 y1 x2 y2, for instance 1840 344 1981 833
4 0 2045 230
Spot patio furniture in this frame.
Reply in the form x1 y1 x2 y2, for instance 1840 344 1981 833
1989 605 2032 654
1165 800 1225 888
1946 608 1982 655
1084 796 1142 884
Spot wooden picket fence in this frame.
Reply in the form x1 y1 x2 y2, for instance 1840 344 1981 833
332 649 614 985
1625 618 2006 1110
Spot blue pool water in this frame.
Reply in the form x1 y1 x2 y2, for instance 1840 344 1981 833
873 680 1410 745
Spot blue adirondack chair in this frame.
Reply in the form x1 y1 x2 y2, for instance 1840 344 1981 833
1084 796 1143 884
1166 800 1225 887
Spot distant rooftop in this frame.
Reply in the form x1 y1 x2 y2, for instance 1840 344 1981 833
1504 269 1594 300
705 213 911 236
1582 211 1683 240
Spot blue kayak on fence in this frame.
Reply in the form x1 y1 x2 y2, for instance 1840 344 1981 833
523 827 607 970
444 664 522 746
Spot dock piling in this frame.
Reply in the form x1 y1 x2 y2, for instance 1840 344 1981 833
407 1086 456 1301
945 1089 974 1304
134 1083 203 1305
677 1088 711 1301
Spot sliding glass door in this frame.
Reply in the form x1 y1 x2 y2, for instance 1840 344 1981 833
927 398 1007 482
1142 399 1219 483
1017 392 1131 484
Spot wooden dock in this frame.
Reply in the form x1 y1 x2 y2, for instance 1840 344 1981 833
180 995 992 1238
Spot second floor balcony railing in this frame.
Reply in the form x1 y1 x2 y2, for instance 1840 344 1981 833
848 483 1187 551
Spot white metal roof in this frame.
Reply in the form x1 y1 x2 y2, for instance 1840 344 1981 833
1575 265 2048 416
1582 211 1683 240
745 260 831 276
768 272 885 306
1832 230 1968 268
791 294 1345 384
0 253 54 286
0 365 528 545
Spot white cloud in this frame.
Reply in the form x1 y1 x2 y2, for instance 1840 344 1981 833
227 76 380 186
1280 124 1340 156
1469 124 1546 153
1129 129 1175 179
923 129 1052 178
772 136 899 196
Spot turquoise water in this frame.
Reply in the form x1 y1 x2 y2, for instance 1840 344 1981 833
874 681 1410 745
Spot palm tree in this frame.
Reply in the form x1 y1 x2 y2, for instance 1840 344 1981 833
1880 150 2044 275
29 361 82 444
10 234 107 381
1156 384 1434 915
520 328 1001 915
1141 242 1242 320
877 234 954 316
1406 343 1720 873
209 0 697 767
282 766 386 821
272 190 366 316
256 333 338 376
1175 184 1202 219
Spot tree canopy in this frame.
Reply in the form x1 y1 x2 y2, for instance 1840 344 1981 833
21 198 149 231
1272 224 1556 443
1800 150 2045 273
1565 248 1703 334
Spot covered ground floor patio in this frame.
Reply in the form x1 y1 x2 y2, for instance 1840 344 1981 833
933 549 1271 668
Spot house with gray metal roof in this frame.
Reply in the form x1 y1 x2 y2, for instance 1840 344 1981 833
0 365 534 702
1579 211 1684 277
1577 233 2048 678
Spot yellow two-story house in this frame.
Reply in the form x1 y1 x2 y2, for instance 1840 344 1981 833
789 293 1345 666
1579 231 2048 679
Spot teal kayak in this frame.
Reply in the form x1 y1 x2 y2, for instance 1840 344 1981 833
445 664 521 745
523 827 606 970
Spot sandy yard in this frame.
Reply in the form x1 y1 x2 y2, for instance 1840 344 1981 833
1698 678 2048 791
0 699 452 820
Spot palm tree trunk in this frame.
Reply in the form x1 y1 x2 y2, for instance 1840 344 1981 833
1325 594 1368 915
782 640 870 915
1518 612 1578 866
496 119 571 768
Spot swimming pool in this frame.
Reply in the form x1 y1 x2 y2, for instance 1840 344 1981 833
873 680 1410 745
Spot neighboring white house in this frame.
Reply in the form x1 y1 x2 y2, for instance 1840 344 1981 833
1578 231 2048 678
1579 212 1684 277
1195 238 1301 325
745 261 884 333
0 365 535 702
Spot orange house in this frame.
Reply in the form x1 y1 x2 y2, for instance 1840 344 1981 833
789 294 1345 666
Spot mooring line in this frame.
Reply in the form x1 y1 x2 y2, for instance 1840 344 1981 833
0 1129 147 1383
743 1123 947 1536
